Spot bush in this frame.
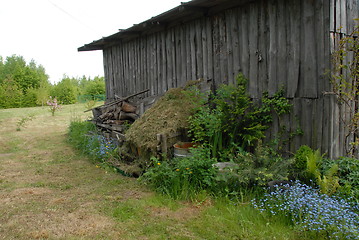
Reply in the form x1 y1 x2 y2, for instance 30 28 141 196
291 146 340 196
188 74 292 157
84 77 105 97
252 181 359 239
0 77 23 108
51 78 78 104
140 146 217 200
22 88 38 107
323 157 359 201
292 145 312 179
216 143 292 188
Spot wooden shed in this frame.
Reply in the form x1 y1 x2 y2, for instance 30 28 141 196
79 0 359 158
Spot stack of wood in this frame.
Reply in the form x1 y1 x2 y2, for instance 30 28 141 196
89 89 150 141
98 101 138 123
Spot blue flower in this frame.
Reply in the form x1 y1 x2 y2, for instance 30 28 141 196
252 181 359 239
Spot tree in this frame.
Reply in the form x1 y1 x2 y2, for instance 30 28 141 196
84 76 105 98
0 77 24 108
51 76 79 104
0 55 50 108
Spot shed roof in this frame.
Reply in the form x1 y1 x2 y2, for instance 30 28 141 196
78 0 253 51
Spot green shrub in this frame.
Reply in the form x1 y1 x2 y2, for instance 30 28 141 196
0 77 24 108
217 143 292 188
84 77 105 97
51 78 78 104
141 142 295 200
293 146 312 172
140 146 217 200
292 146 340 196
323 157 359 201
188 74 292 157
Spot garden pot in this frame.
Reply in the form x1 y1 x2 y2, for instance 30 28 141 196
173 142 195 158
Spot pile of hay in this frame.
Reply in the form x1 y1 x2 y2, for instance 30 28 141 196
125 87 204 153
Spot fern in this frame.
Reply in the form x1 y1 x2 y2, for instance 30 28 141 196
306 149 322 180
318 164 340 196
305 148 340 196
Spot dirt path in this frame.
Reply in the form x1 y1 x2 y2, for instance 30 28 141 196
0 106 201 240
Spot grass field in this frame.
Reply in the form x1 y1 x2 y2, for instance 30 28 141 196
0 104 306 239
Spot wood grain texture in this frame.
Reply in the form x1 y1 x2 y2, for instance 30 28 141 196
99 0 357 158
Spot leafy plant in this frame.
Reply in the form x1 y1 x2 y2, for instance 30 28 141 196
67 120 118 162
16 114 35 131
293 146 340 196
140 146 217 200
323 157 359 201
252 181 359 239
50 77 79 104
291 145 312 180
0 55 49 108
188 74 292 157
217 142 292 188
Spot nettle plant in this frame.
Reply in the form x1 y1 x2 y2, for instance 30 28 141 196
188 74 292 158
329 24 359 156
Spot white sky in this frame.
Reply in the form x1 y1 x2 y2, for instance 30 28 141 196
0 0 183 83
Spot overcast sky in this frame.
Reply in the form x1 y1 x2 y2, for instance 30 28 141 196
0 0 183 83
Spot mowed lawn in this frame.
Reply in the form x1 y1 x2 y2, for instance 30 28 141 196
0 104 303 240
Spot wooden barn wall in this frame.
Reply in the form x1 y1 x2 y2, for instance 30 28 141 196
328 0 359 158
103 0 358 158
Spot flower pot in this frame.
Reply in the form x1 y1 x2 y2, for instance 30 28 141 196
173 142 195 158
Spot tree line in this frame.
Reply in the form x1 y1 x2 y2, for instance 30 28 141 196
0 55 105 108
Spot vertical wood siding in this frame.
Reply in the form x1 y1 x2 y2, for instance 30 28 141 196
102 0 358 158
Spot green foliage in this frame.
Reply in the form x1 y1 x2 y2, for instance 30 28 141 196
34 83 51 106
16 114 35 131
323 157 359 201
305 149 322 181
51 75 106 105
293 145 313 173
0 55 50 108
141 142 293 199
293 147 340 196
216 143 292 189
22 88 38 107
188 108 222 155
318 164 340 196
0 77 23 108
68 120 97 152
51 77 79 104
140 147 217 200
188 74 292 156
83 76 105 97
68 119 120 175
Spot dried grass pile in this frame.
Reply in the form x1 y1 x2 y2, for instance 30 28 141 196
125 87 204 153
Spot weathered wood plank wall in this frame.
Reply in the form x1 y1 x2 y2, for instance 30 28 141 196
103 0 358 157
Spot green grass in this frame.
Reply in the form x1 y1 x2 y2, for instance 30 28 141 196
187 200 304 240
0 103 314 239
